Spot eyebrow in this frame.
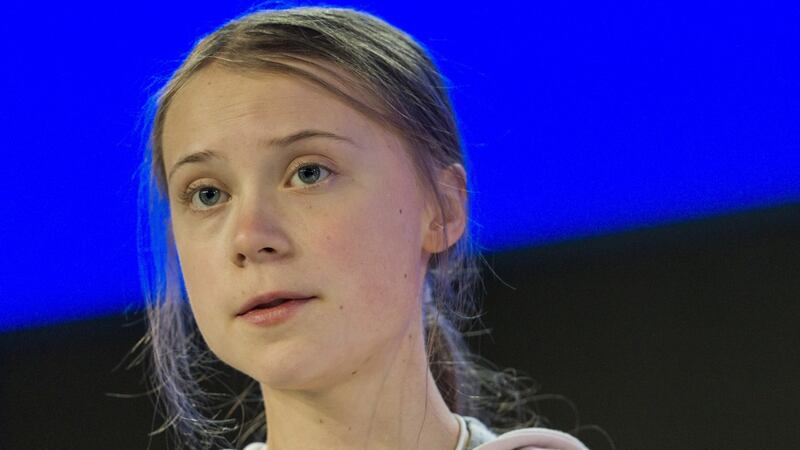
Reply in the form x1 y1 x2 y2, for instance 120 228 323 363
167 129 357 183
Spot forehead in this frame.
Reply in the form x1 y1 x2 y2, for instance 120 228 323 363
163 64 377 139
161 61 395 162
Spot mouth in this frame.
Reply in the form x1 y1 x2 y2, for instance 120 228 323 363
250 297 311 310
237 293 317 316
236 296 317 326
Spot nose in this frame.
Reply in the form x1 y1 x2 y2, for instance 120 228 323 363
230 195 291 267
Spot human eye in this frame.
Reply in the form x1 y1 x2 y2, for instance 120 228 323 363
178 183 231 212
287 161 334 190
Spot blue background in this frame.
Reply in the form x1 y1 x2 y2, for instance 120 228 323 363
1 1 798 331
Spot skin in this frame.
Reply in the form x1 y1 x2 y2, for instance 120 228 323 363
161 62 468 450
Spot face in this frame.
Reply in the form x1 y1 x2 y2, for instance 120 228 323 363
161 63 444 390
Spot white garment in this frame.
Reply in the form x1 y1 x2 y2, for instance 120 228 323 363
227 413 589 450
454 413 470 449
232 414 468 450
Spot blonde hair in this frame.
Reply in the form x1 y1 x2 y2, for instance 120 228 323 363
134 5 550 449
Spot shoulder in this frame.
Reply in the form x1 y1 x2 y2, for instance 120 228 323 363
221 443 266 450
476 427 589 450
463 416 589 450
226 421 589 450
243 444 267 450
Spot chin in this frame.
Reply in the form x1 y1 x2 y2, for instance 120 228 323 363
240 356 323 390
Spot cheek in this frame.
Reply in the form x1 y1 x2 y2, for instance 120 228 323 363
175 233 212 291
173 230 226 329
313 183 424 314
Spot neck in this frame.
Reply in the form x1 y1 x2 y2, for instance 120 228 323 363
259 316 460 450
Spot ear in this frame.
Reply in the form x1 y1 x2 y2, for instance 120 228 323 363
422 163 468 254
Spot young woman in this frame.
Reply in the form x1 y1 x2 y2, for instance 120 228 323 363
137 5 592 450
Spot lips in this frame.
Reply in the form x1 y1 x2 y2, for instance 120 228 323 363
237 291 316 316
